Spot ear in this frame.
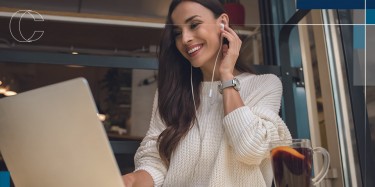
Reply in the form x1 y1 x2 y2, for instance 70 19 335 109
219 13 230 27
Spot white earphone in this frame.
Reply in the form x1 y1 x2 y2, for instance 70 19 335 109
208 22 225 97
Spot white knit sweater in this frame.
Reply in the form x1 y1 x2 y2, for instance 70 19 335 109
134 73 292 187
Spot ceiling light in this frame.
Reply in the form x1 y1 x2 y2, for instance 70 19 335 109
0 87 6 94
97 113 106 121
4 90 17 96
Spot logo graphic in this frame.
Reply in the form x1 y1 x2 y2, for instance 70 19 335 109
9 10 44 42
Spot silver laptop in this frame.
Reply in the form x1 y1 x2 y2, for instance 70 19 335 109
0 78 125 187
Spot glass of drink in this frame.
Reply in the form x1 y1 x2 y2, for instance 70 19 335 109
269 139 330 187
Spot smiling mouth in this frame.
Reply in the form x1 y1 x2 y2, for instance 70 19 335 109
187 45 202 56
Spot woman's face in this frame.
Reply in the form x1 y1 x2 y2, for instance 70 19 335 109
171 1 222 68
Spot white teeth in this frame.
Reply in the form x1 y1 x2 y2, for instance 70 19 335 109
188 46 201 54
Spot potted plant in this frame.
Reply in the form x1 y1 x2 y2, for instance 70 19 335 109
220 0 245 26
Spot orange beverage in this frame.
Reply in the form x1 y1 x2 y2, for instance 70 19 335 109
271 146 313 187
270 139 330 187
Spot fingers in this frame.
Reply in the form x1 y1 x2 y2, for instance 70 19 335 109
222 25 240 39
220 25 241 54
122 174 135 187
222 44 229 56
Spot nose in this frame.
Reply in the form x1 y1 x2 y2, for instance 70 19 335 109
181 30 193 44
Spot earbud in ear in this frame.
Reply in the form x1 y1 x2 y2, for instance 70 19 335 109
220 23 224 30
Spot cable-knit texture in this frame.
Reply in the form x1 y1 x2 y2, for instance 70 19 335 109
134 73 292 187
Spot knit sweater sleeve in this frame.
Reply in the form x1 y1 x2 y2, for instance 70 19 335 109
134 91 167 187
223 74 292 166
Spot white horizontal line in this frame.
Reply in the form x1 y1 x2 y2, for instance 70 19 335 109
0 11 165 28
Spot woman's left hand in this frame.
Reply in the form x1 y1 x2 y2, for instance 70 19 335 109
219 25 242 81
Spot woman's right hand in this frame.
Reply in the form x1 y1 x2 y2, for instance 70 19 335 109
123 173 135 187
122 170 154 187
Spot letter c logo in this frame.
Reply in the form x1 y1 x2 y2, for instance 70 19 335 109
9 10 44 42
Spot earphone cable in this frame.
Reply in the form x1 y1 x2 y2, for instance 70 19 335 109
208 33 223 97
190 65 204 184
191 65 202 139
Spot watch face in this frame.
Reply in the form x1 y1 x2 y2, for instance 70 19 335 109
218 78 240 94
233 78 240 91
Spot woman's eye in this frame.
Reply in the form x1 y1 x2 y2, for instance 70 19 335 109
190 22 200 29
173 30 182 37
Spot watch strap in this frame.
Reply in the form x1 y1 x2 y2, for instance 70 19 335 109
218 78 240 94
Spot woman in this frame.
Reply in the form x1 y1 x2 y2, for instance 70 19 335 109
123 0 291 186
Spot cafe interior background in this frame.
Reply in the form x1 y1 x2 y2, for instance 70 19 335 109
0 0 263 176
0 0 374 186
0 0 263 138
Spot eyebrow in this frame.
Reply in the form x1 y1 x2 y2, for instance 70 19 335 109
184 15 200 24
173 15 201 29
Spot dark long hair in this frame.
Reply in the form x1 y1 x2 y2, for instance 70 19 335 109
157 0 252 166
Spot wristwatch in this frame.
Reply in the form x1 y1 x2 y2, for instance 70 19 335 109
218 78 240 94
